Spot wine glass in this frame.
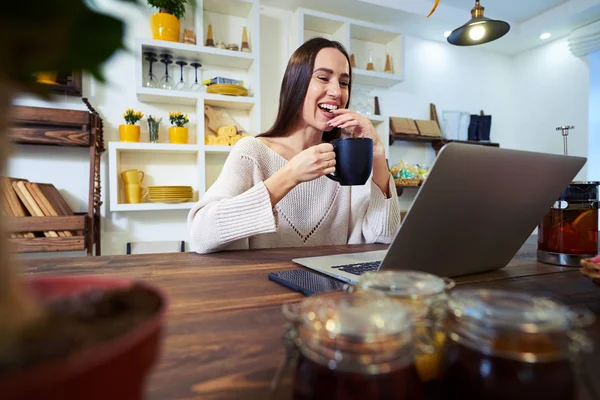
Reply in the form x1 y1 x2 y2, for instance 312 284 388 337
175 61 188 90
143 51 158 88
190 62 203 92
159 53 173 90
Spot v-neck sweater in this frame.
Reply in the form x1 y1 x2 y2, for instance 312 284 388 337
187 136 402 254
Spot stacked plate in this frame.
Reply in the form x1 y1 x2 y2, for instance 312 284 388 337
148 186 193 203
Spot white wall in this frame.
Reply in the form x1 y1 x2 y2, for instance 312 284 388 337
510 38 590 180
7 2 594 256
378 36 514 209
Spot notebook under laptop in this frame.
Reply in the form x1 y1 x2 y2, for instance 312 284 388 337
292 143 586 284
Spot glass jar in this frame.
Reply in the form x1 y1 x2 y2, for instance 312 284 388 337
538 181 599 266
355 270 455 383
281 291 423 400
440 289 593 399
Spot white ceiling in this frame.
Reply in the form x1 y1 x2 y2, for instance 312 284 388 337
260 0 600 56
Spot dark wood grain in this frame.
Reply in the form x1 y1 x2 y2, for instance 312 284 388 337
17 238 600 400
10 236 86 253
10 105 89 126
5 216 85 232
8 127 91 147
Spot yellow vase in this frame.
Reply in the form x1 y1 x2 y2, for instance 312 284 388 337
119 124 141 142
150 12 180 42
169 126 188 144
35 71 58 84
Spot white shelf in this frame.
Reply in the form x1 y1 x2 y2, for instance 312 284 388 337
138 39 255 70
109 142 200 154
205 146 233 154
368 114 387 124
203 93 255 110
111 202 197 212
353 68 403 87
203 0 254 18
137 87 198 105
350 22 402 44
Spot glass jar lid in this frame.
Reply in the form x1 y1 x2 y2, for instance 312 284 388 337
357 270 452 298
290 291 412 342
448 289 573 333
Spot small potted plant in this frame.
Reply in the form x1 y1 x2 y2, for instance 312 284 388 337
148 0 192 42
119 109 144 142
168 111 189 144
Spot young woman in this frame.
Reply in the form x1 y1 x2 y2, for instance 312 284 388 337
188 37 401 253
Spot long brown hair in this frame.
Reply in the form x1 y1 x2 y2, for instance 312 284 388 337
259 37 352 143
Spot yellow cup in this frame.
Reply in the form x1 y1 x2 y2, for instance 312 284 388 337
121 169 145 185
124 184 148 204
169 126 189 144
119 124 141 142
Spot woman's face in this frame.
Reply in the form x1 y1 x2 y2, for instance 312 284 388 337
301 47 350 133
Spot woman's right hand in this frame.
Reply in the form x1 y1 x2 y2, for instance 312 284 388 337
285 143 336 185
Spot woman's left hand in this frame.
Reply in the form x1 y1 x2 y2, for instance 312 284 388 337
327 109 385 157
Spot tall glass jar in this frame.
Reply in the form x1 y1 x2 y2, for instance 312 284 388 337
355 270 455 384
440 289 593 399
282 291 423 400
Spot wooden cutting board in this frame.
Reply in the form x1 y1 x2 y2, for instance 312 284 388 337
390 117 419 136
1 177 34 238
26 182 71 237
13 180 58 238
38 183 81 236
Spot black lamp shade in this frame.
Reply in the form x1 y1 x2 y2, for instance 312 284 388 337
448 17 510 46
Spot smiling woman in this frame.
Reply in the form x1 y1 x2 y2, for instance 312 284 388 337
187 37 402 254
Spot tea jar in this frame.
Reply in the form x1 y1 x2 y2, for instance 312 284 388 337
440 289 593 400
280 291 423 400
355 270 455 383
538 181 599 266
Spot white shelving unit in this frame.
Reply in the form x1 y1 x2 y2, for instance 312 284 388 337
290 8 405 159
109 0 261 212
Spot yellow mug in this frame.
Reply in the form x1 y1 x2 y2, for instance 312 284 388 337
124 184 148 204
121 169 145 185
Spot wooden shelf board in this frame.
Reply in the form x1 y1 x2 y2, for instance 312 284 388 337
9 236 86 253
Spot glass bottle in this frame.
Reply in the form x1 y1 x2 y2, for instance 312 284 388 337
281 291 424 400
440 289 593 400
355 270 455 384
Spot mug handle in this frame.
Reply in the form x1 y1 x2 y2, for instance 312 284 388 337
138 171 145 184
140 187 148 200
326 173 340 182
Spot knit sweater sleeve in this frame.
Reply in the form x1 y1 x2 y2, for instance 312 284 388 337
187 139 278 254
349 174 402 244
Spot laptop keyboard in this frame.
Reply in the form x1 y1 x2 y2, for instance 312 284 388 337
331 261 381 276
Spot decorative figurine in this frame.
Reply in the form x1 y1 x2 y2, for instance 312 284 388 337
384 53 392 73
350 53 356 68
183 29 196 45
366 51 374 71
241 26 250 53
205 24 215 47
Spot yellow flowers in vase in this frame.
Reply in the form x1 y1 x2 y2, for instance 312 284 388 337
120 109 144 142
168 112 189 144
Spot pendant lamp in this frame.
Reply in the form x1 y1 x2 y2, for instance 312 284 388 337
447 0 510 46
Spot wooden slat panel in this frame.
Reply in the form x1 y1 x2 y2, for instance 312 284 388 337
8 127 90 147
9 236 86 253
5 216 86 232
10 105 90 126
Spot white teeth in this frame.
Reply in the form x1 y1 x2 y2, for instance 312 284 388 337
318 103 338 111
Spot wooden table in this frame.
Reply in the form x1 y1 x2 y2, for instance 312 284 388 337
19 239 600 400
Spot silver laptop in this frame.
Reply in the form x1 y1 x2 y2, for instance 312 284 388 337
293 143 586 283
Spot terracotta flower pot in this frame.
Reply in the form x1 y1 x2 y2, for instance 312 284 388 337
169 126 188 144
0 276 166 400
150 12 180 42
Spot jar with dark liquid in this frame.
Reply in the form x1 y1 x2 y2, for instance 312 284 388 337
538 182 599 266
440 289 593 400
355 271 454 385
282 291 423 400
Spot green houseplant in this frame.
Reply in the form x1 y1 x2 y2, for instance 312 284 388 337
0 1 167 398
147 0 192 42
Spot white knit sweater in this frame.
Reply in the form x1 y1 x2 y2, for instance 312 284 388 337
187 137 402 254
